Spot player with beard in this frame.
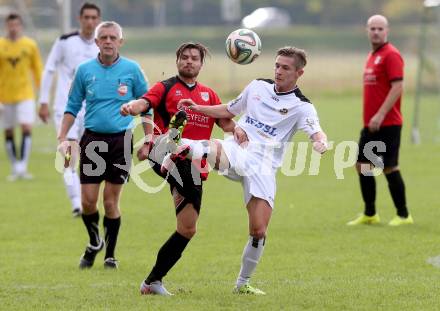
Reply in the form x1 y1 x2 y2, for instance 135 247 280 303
120 42 247 295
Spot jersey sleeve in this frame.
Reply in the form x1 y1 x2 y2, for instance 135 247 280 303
210 89 221 106
30 40 43 88
141 82 166 109
45 38 63 72
39 39 62 103
226 81 252 116
386 52 404 82
297 104 322 138
65 66 85 117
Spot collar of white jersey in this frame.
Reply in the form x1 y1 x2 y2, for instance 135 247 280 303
273 85 298 96
80 34 95 45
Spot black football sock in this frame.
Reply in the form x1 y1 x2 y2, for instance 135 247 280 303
103 216 121 259
81 212 100 246
359 174 376 216
145 231 190 283
385 171 409 218
5 135 17 165
20 132 32 162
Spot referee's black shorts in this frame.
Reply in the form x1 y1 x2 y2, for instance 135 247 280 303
79 129 133 184
357 125 401 168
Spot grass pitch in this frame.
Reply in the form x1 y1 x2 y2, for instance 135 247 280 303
1 56 440 310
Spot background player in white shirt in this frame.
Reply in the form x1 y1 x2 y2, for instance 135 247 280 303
170 46 328 295
38 3 101 217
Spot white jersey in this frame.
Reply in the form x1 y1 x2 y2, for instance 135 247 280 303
39 31 98 113
227 79 322 168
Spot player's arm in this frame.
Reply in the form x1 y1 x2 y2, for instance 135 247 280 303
179 99 235 119
60 66 85 143
120 98 150 116
310 131 328 154
137 112 154 161
368 80 403 132
216 118 235 132
58 113 75 142
298 105 328 154
57 113 76 157
39 39 62 123
216 118 249 145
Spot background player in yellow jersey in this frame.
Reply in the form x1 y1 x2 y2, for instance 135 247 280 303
0 13 43 180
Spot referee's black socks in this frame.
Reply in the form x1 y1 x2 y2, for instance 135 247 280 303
358 174 376 216
103 216 121 259
81 212 100 246
145 231 190 284
385 170 409 218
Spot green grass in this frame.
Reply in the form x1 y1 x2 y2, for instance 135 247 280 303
1 71 440 309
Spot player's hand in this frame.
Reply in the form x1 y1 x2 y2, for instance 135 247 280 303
120 99 148 116
137 143 151 161
368 112 385 132
57 139 71 157
120 102 134 116
312 140 328 154
39 104 50 123
234 126 249 147
178 98 199 111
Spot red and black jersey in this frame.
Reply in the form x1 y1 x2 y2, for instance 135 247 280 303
142 76 221 139
363 42 404 127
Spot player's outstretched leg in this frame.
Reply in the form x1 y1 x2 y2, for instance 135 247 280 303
159 110 189 174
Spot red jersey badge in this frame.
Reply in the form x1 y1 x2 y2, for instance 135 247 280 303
200 92 209 102
118 83 128 96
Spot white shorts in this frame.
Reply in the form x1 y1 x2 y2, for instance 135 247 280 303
1 99 35 129
54 107 85 141
218 136 276 209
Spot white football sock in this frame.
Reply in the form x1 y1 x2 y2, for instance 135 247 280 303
236 236 265 287
20 134 32 172
63 168 81 210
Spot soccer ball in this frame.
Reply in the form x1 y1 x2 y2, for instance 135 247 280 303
225 29 262 65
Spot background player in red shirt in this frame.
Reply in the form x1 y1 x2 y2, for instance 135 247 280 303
348 15 413 226
121 42 246 295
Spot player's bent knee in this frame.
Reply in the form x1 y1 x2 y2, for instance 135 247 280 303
250 228 266 240
383 166 399 174
81 200 97 213
177 227 196 239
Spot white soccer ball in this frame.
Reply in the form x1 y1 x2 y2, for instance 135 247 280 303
225 28 262 65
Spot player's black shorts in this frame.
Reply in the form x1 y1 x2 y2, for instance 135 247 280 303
357 125 401 168
150 158 203 214
79 129 133 184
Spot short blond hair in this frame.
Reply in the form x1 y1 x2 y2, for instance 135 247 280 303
276 46 307 69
